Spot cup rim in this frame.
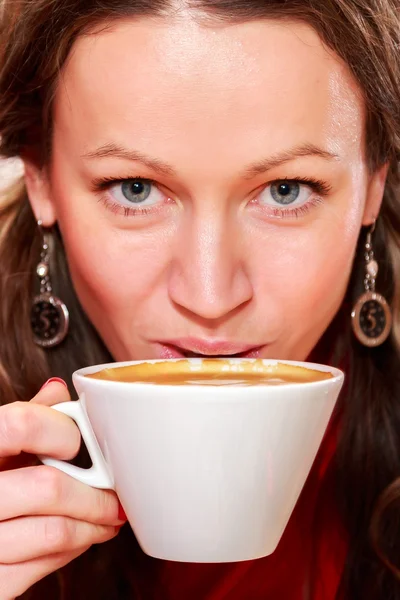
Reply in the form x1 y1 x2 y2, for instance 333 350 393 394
73 358 344 390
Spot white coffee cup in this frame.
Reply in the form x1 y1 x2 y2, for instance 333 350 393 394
40 358 343 563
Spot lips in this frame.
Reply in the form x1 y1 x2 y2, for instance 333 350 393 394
156 338 264 359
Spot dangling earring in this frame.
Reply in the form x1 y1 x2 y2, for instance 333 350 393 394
351 221 392 347
31 220 69 347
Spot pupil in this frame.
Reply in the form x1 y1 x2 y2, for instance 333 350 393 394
131 182 144 195
278 183 291 196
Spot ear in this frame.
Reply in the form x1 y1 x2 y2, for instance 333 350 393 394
22 159 57 227
362 163 389 226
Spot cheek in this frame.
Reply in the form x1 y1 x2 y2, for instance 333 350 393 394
60 225 168 320
287 234 353 313
252 213 361 338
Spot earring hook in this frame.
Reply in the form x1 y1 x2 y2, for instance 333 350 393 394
366 219 376 247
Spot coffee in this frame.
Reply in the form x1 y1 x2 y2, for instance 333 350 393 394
86 358 333 385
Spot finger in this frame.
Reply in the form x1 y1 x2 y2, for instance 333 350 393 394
0 546 91 599
0 515 119 563
30 379 71 406
0 465 125 526
0 401 81 461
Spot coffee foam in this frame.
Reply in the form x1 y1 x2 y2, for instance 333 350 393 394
86 359 333 385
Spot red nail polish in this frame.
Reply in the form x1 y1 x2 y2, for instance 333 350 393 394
118 503 128 522
41 377 68 390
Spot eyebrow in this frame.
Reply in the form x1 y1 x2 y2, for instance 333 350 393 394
81 142 339 178
82 144 175 176
242 144 339 178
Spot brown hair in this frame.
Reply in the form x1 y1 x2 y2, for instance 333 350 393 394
1 1 400 598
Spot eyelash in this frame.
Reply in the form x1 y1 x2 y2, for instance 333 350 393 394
91 175 332 219
92 176 162 217
258 176 331 219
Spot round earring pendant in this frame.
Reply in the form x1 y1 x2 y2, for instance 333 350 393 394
351 291 392 347
31 293 69 348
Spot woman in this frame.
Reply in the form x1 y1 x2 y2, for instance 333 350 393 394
0 0 399 598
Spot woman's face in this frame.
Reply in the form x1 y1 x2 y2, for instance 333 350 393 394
26 15 386 361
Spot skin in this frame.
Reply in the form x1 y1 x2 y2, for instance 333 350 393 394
0 15 388 596
0 382 125 598
25 17 387 362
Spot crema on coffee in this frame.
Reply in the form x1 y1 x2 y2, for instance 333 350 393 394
86 359 333 386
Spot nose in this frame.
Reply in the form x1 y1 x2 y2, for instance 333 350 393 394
168 218 253 322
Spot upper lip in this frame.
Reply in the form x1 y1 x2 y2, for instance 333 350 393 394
159 337 263 356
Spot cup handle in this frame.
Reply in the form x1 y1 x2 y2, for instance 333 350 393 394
38 395 115 490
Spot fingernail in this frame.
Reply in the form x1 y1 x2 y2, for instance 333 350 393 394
40 377 68 390
118 502 128 522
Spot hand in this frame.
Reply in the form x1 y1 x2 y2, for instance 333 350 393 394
0 380 126 600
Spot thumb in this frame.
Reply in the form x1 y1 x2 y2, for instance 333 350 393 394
30 378 71 406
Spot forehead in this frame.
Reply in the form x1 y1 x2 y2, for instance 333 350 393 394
54 17 365 164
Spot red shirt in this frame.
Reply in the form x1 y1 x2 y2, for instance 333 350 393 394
130 419 348 600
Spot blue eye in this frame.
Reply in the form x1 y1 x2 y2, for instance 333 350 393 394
270 182 300 204
109 179 164 207
259 180 312 208
121 180 152 203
